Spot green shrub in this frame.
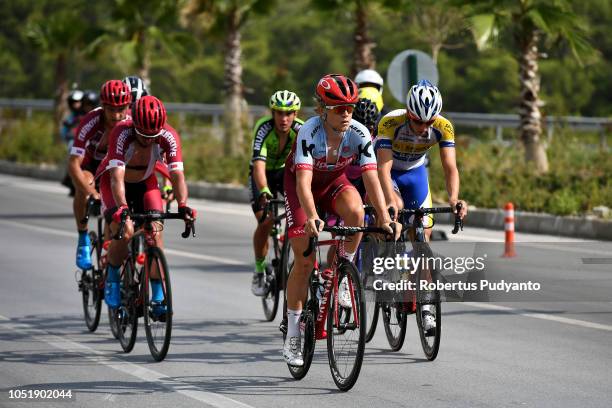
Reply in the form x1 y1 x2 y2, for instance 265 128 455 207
0 115 65 164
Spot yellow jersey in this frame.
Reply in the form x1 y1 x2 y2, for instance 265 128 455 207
375 109 455 171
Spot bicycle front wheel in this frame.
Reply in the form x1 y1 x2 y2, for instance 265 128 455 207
415 266 442 361
143 247 173 362
327 262 366 391
115 259 138 352
81 231 102 332
381 300 408 351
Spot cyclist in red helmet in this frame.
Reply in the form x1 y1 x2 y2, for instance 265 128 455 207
68 79 132 271
281 74 400 366
96 95 195 313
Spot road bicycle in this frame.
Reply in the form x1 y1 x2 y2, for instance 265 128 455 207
377 204 463 360
283 222 391 391
109 209 195 361
258 198 291 321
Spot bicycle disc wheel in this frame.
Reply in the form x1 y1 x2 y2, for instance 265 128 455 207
143 247 173 362
262 264 279 321
415 266 442 361
116 260 138 352
327 262 366 391
81 231 102 332
381 300 408 351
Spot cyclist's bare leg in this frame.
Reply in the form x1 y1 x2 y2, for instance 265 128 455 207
73 170 95 231
107 219 133 267
253 211 274 259
287 235 315 311
149 222 164 279
331 188 365 257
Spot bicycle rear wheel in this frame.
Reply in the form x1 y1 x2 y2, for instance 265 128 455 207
286 296 316 380
327 262 366 391
80 231 102 331
381 300 408 351
415 266 442 360
358 236 379 343
116 260 138 352
262 263 279 321
143 247 173 361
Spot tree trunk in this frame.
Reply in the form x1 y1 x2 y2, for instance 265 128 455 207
431 43 442 65
223 7 243 157
518 29 548 173
352 2 376 77
137 30 152 91
54 53 68 144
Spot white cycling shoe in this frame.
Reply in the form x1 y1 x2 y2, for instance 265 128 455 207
338 276 353 309
421 304 437 335
283 336 304 366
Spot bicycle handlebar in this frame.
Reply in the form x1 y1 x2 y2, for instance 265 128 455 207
113 210 196 240
303 220 394 257
395 203 464 234
257 198 286 224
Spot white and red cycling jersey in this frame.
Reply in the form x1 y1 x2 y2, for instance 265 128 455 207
70 108 131 168
286 116 377 188
283 117 377 237
95 120 183 182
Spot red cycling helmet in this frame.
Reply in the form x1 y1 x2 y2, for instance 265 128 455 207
100 80 132 107
315 74 359 106
132 95 167 137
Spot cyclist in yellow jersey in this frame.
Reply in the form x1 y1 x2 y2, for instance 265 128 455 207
376 80 467 241
250 90 303 296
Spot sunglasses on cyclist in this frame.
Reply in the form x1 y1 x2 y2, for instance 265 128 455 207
408 113 435 127
326 104 356 114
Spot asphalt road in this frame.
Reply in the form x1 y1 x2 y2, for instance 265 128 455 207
0 173 611 408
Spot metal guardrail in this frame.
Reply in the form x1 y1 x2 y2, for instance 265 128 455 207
1 98 609 144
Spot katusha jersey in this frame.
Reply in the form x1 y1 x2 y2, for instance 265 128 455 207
375 109 455 171
95 120 183 182
250 116 303 170
286 116 377 189
71 107 132 163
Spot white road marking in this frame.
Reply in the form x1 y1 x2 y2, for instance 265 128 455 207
0 314 254 408
462 302 612 332
165 248 248 266
0 219 249 266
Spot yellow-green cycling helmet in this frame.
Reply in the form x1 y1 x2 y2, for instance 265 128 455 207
269 90 301 112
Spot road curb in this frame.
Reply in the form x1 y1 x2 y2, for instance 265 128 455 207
1 159 610 240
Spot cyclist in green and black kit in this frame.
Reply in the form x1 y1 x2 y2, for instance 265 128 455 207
250 90 303 296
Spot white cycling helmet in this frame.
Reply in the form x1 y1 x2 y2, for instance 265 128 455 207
354 69 384 89
122 75 149 104
406 79 442 122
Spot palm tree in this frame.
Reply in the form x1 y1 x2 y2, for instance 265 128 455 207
404 0 471 64
26 3 90 142
90 0 188 90
311 0 380 76
181 0 276 157
464 0 590 173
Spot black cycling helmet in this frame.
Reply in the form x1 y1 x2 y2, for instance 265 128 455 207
352 98 380 132
83 90 99 107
